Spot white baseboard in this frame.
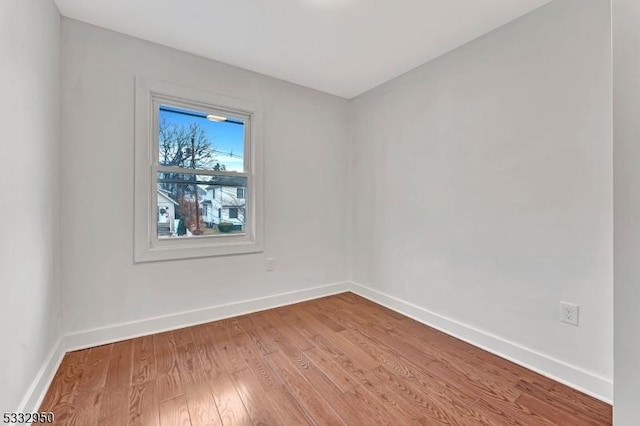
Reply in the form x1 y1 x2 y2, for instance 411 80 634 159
16 336 66 413
349 281 613 404
64 281 350 351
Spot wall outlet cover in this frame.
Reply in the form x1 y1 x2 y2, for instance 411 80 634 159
560 301 579 326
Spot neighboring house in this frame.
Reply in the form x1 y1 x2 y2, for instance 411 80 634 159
157 189 178 236
157 179 246 234
200 178 246 231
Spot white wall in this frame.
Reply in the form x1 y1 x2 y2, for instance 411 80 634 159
60 19 349 334
613 0 640 423
0 0 61 412
350 0 612 398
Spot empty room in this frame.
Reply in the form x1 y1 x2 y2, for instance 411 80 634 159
2 0 639 424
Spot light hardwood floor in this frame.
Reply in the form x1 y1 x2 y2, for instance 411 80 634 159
40 293 612 425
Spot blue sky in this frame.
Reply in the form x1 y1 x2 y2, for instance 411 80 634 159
159 105 245 172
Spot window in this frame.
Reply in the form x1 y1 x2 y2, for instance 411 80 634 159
135 78 263 262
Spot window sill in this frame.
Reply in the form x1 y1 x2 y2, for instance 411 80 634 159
134 238 263 263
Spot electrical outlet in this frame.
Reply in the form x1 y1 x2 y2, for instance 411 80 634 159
560 302 579 326
266 257 274 271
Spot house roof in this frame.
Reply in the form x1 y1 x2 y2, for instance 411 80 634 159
205 176 246 188
157 189 178 205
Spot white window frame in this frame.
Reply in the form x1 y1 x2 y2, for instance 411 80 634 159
134 77 264 262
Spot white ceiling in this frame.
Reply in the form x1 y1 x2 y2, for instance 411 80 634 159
53 0 551 99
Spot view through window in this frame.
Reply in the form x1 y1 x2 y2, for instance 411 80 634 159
155 104 248 239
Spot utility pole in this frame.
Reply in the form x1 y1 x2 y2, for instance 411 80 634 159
190 134 201 235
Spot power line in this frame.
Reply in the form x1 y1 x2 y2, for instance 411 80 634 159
211 148 243 159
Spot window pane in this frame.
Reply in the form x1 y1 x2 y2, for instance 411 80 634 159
157 172 247 238
158 104 245 172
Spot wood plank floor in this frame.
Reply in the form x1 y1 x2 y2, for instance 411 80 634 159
40 293 612 425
